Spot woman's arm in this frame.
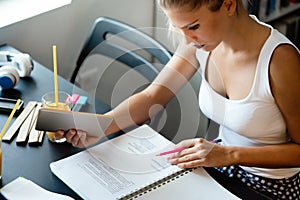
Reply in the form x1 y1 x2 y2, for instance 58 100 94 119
58 44 199 148
105 44 199 135
270 44 300 144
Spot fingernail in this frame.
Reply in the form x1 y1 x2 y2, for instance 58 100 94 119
177 164 184 169
168 159 175 164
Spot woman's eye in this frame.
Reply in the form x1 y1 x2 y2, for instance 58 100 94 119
188 24 200 30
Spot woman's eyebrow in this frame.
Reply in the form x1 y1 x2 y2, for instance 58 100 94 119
178 19 199 29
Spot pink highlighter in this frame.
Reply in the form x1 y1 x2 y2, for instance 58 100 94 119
156 147 186 156
156 138 222 156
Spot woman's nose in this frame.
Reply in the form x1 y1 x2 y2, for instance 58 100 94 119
181 29 196 45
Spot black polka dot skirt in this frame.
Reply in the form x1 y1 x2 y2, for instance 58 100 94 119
216 165 300 199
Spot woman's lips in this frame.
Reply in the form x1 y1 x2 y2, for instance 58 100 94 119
193 44 205 49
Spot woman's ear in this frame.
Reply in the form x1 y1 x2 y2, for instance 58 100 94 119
222 0 237 16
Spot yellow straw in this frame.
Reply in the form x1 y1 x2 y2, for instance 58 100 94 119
0 99 22 139
52 45 59 106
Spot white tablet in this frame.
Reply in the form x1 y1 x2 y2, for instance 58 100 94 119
35 108 113 137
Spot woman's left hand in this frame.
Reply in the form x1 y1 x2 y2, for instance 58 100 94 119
167 138 232 168
55 129 100 148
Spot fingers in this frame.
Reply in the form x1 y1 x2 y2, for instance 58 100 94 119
72 131 87 148
176 138 203 148
64 129 84 147
54 129 65 140
167 138 216 168
55 129 99 148
168 138 208 159
168 150 201 165
63 129 99 148
177 159 206 169
168 151 206 168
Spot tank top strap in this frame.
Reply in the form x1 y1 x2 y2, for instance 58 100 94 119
251 28 295 100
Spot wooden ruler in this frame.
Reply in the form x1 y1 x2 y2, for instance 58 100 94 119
16 103 42 143
28 103 44 144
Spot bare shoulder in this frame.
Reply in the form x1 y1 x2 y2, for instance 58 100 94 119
269 44 300 87
173 43 199 68
166 44 199 77
269 44 300 141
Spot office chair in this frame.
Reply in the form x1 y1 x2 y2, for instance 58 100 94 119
70 17 212 143
70 17 171 84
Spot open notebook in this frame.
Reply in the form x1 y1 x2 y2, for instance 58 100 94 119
50 125 240 200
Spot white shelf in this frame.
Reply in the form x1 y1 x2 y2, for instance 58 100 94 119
263 3 300 23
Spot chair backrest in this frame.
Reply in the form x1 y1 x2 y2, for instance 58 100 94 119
71 17 211 143
70 17 172 84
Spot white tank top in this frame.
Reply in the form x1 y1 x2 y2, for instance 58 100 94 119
197 21 300 179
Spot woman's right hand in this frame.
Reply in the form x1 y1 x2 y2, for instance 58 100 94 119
55 129 100 148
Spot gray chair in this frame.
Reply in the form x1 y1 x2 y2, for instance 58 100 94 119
71 17 212 143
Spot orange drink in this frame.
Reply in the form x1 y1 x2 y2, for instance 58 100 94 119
42 91 71 143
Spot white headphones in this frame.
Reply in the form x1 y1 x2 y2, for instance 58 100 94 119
0 51 34 89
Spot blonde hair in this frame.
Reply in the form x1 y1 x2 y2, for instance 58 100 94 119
158 0 244 12
157 0 244 47
158 0 225 12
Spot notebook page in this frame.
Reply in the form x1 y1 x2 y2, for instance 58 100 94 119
136 167 241 200
50 125 183 200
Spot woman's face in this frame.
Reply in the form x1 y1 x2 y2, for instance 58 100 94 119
163 4 230 51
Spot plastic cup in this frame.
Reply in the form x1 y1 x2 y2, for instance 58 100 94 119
41 91 71 143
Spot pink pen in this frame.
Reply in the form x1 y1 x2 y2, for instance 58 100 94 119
211 138 222 143
156 147 186 156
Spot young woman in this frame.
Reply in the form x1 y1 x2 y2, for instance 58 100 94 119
56 0 300 198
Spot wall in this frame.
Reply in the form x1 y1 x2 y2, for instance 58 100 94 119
0 0 155 80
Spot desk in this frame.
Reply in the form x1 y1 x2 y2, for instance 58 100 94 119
0 44 269 200
0 44 111 199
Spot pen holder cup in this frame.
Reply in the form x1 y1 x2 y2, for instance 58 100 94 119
41 91 71 143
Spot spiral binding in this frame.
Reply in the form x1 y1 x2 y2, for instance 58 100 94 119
117 168 196 200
